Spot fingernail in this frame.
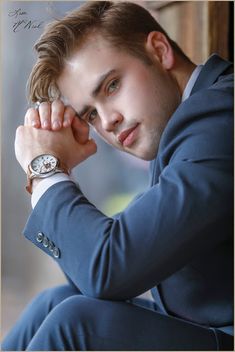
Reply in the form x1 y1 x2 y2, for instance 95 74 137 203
63 120 70 127
31 120 38 127
42 121 49 128
53 121 61 129
63 115 71 125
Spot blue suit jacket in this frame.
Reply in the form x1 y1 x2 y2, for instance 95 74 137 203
24 54 233 333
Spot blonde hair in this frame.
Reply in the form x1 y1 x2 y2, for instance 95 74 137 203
28 1 186 103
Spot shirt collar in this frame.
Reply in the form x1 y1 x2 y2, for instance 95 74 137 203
181 65 203 102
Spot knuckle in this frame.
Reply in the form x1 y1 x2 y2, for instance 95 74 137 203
16 125 24 138
52 100 64 120
26 108 38 119
53 99 64 108
39 102 51 118
25 107 33 116
40 101 50 109
52 100 64 111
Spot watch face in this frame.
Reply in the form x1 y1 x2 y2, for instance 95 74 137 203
30 154 58 175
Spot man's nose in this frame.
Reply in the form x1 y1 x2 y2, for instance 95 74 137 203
100 109 123 132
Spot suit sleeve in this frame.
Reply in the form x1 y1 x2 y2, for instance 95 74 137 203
23 87 233 300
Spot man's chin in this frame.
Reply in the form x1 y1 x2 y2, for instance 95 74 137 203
124 146 157 161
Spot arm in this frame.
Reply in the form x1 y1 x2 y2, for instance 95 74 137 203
23 152 232 300
18 88 233 300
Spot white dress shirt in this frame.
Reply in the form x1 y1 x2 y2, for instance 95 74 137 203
31 65 203 208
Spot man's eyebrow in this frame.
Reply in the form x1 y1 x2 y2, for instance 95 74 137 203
77 69 116 118
91 69 116 98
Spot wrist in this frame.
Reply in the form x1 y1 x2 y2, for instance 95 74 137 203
25 153 70 194
32 178 44 193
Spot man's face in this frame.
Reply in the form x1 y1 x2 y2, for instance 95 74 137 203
57 35 181 160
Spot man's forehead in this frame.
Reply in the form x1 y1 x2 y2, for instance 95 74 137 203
60 37 133 91
66 33 115 66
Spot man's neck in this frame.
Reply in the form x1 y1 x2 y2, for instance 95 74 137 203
172 55 197 98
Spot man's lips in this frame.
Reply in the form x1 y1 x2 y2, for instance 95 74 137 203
117 124 139 147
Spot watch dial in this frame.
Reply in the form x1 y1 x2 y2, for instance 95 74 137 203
31 154 57 174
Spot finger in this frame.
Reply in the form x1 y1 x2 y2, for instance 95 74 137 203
51 100 65 131
24 108 40 128
76 138 97 163
85 138 97 156
63 106 77 128
15 125 31 171
72 117 90 144
38 102 51 130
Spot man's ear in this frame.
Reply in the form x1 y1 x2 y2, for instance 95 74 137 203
145 31 175 70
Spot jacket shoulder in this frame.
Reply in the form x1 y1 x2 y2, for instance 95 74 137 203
157 80 233 168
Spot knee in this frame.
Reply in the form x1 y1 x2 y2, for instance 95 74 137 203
31 284 80 311
47 295 120 333
45 295 97 331
50 295 90 319
26 297 122 350
25 296 97 351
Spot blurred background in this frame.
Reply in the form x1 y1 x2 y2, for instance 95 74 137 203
1 0 233 340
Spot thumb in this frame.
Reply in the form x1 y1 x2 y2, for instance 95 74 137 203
84 138 97 156
75 138 97 163
72 117 89 144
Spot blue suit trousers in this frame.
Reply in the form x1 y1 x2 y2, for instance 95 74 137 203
2 284 233 350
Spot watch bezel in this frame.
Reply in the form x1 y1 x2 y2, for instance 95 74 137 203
29 154 59 178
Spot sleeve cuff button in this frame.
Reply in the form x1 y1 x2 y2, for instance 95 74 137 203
48 241 54 252
36 232 44 243
53 247 60 258
42 237 49 248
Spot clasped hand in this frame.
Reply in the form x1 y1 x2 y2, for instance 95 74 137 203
15 100 97 173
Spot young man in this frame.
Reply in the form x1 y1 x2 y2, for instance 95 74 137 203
3 1 233 350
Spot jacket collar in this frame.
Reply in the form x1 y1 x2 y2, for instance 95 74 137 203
190 53 233 96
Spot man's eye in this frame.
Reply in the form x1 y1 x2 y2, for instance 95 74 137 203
107 79 119 95
88 109 98 123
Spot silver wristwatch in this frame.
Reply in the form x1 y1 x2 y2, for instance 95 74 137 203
26 154 69 194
